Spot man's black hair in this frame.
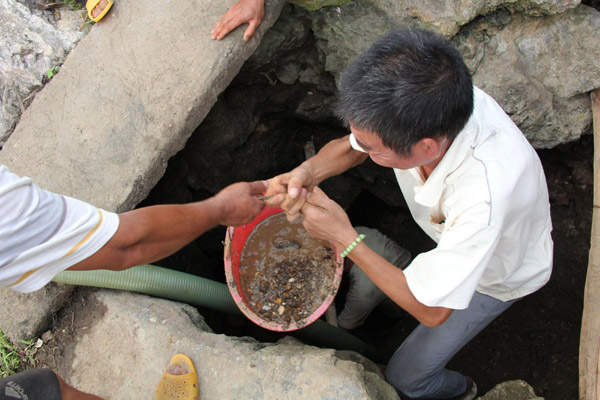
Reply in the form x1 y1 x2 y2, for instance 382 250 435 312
336 28 474 156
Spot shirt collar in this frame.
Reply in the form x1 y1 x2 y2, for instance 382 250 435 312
409 87 497 207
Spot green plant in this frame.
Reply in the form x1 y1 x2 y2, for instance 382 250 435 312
0 330 39 378
46 65 61 80
62 0 83 11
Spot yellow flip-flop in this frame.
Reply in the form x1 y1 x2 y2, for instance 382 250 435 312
86 0 113 22
154 354 199 400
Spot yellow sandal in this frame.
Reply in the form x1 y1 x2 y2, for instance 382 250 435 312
154 354 199 400
86 0 113 22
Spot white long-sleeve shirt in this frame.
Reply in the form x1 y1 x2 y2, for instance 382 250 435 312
351 87 553 309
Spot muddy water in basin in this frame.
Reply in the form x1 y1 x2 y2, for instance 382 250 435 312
239 213 337 327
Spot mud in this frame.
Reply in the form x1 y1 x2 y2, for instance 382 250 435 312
239 213 337 327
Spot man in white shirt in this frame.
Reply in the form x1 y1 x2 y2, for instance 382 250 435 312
265 28 553 400
0 164 269 399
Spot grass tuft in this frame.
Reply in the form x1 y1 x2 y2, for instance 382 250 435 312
0 330 39 378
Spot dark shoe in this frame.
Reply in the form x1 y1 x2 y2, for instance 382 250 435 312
399 376 477 400
450 376 477 400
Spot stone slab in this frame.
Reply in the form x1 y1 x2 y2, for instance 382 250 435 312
0 283 72 342
0 0 284 342
61 290 399 400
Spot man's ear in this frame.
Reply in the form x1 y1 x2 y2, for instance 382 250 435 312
416 137 442 159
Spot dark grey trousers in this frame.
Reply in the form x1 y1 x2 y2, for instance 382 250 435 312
385 291 517 399
0 368 62 400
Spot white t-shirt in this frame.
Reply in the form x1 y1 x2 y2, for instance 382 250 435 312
350 87 553 309
0 166 119 293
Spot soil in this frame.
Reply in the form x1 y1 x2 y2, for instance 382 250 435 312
33 288 107 380
239 213 337 328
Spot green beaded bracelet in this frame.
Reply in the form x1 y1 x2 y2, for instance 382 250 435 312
340 233 366 258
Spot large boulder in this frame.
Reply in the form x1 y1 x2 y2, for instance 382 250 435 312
0 0 84 145
55 289 399 400
0 0 285 343
454 5 600 147
386 0 580 37
478 379 544 400
0 283 72 342
308 1 597 148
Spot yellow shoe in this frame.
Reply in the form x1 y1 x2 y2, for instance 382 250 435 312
154 354 199 400
86 0 113 22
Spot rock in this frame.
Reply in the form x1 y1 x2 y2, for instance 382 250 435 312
311 1 407 79
61 289 399 400
390 0 580 37
289 0 353 11
0 0 285 211
309 1 597 148
0 283 73 342
0 0 84 145
41 330 54 343
276 61 304 84
243 4 313 75
478 379 544 399
310 0 580 79
453 5 600 147
0 0 285 346
294 92 337 121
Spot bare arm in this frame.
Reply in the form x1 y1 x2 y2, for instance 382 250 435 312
267 135 368 220
346 242 453 327
69 181 267 272
301 188 453 327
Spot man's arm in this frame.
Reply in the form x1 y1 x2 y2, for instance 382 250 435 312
346 244 453 327
69 181 267 272
301 187 453 327
267 135 368 220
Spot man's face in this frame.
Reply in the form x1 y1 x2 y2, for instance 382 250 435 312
350 125 430 170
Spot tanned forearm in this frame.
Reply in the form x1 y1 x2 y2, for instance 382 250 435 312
301 135 369 185
69 181 267 272
69 198 225 272
346 242 453 327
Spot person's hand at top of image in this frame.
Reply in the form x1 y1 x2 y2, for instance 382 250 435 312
263 164 316 222
212 0 265 41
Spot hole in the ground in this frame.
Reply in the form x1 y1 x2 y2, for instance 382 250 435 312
137 9 591 397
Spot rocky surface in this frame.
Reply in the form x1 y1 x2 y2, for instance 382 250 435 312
0 0 285 343
40 289 399 400
310 1 598 148
0 283 72 342
478 380 543 400
0 0 84 145
454 5 600 147
0 0 598 398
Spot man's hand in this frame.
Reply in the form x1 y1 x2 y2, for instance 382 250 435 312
212 180 267 226
212 0 265 41
265 165 315 222
301 187 358 250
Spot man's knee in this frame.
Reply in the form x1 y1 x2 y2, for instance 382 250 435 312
385 357 434 399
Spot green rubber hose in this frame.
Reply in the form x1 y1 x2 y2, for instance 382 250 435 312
53 265 379 361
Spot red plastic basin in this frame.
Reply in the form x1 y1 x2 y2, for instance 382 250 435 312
223 206 343 332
